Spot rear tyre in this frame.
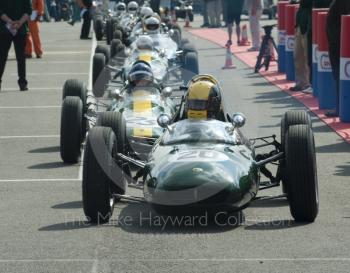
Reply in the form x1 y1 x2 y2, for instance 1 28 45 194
95 45 111 64
183 52 199 83
97 111 130 186
62 79 87 107
60 97 83 164
110 39 125 59
180 38 189 47
171 29 181 46
106 19 113 45
83 127 116 223
280 110 312 193
94 18 103 41
92 53 106 98
285 125 318 222
113 29 123 41
281 110 312 147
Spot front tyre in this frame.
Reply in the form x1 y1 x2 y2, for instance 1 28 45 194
83 126 116 224
285 125 319 222
60 97 83 164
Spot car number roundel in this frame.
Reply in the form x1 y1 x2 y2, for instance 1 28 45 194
168 150 229 163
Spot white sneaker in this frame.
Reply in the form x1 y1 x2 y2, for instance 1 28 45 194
301 86 313 94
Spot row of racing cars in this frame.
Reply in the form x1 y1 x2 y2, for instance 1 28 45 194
59 3 319 225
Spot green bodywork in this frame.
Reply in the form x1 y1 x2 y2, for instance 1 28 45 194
142 119 260 210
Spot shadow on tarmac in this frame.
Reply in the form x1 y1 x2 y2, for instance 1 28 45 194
334 162 350 176
244 220 307 231
28 161 68 169
28 146 60 153
52 201 82 209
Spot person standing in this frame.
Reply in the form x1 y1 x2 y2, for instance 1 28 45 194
225 0 245 47
324 0 350 117
313 0 333 8
67 0 82 26
207 0 222 28
0 0 32 91
246 0 263 51
201 0 209 27
77 0 92 39
289 0 313 92
26 0 44 59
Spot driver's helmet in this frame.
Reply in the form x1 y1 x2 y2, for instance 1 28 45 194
143 15 161 33
140 7 153 18
115 2 126 14
185 75 222 119
127 1 139 15
135 35 154 51
128 61 154 87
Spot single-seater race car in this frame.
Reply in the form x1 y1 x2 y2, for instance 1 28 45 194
81 74 319 224
59 62 177 165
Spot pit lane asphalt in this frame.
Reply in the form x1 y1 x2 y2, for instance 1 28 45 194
0 19 350 273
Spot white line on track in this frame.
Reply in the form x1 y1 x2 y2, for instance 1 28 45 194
29 61 90 64
0 106 60 109
0 258 350 263
0 135 59 139
1 87 61 91
10 73 88 76
0 178 80 183
77 32 96 181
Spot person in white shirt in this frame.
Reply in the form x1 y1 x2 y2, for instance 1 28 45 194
246 0 263 51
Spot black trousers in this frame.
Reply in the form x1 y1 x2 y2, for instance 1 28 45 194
0 33 27 84
81 9 92 38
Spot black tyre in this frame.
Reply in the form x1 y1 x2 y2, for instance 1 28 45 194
97 111 131 184
113 29 123 41
183 52 199 83
285 125 318 222
94 18 103 41
280 110 312 193
83 126 116 223
62 79 87 107
106 19 113 45
171 29 181 46
110 39 125 59
92 53 106 97
281 110 312 148
60 97 83 164
180 38 189 47
95 45 111 64
182 42 196 53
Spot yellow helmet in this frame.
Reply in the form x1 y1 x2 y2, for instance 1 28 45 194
185 75 222 119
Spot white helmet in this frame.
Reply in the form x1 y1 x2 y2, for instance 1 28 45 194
127 1 139 15
115 2 126 14
140 7 153 18
144 15 160 33
136 36 154 51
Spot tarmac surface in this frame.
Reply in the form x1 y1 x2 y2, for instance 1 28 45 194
0 18 350 273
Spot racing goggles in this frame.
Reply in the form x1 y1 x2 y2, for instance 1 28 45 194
187 99 208 111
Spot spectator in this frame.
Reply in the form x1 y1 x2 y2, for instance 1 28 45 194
289 0 312 93
313 0 333 8
207 0 222 28
26 0 44 59
77 0 92 39
225 0 244 47
221 0 227 26
246 0 263 51
0 0 32 91
68 0 82 26
49 0 58 21
201 0 209 27
325 0 350 117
